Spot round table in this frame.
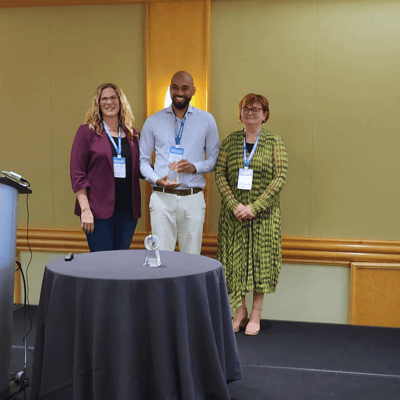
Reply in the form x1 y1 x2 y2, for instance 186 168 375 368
30 250 242 400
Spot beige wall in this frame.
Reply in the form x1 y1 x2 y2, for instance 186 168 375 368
210 0 400 240
2 1 400 323
2 0 400 241
0 4 146 231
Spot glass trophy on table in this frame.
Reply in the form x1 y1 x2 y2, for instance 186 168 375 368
143 234 161 267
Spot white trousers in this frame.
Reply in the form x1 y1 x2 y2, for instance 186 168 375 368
149 191 206 255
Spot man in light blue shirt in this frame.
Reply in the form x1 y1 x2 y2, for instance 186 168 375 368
140 71 219 255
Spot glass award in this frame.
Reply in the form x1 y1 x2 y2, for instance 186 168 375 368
167 162 180 183
143 235 161 267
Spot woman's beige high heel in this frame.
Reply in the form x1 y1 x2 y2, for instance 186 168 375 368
232 306 248 332
245 308 261 336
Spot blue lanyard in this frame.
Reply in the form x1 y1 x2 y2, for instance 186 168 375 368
243 129 261 168
174 114 187 148
103 121 122 158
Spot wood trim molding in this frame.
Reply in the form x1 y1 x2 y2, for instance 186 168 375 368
282 236 400 266
16 227 400 266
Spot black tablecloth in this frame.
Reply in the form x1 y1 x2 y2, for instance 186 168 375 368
30 250 242 400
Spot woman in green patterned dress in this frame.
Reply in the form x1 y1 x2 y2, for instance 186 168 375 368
215 93 288 335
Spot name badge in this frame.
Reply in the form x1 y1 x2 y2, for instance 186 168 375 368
237 168 253 190
113 157 126 178
168 146 184 164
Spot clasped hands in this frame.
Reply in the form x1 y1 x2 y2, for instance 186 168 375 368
156 159 196 188
234 204 255 222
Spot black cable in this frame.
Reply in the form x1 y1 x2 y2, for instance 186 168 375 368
9 263 31 400
20 178 30 187
15 261 32 341
6 377 29 400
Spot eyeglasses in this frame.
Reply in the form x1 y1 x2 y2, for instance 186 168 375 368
242 107 262 115
100 95 119 104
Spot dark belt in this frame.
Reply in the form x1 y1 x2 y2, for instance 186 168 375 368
152 187 202 196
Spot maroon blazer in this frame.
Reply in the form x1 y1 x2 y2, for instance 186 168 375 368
70 124 141 220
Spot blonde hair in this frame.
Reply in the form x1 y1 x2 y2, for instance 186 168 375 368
84 83 139 141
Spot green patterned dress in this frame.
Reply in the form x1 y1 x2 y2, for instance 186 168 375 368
215 128 288 311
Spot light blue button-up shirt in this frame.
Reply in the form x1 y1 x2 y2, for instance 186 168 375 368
139 105 220 189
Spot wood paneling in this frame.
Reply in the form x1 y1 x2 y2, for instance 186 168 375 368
350 262 400 328
282 236 400 266
16 228 400 265
16 228 400 311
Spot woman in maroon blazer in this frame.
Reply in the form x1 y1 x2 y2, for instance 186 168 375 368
70 83 141 252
